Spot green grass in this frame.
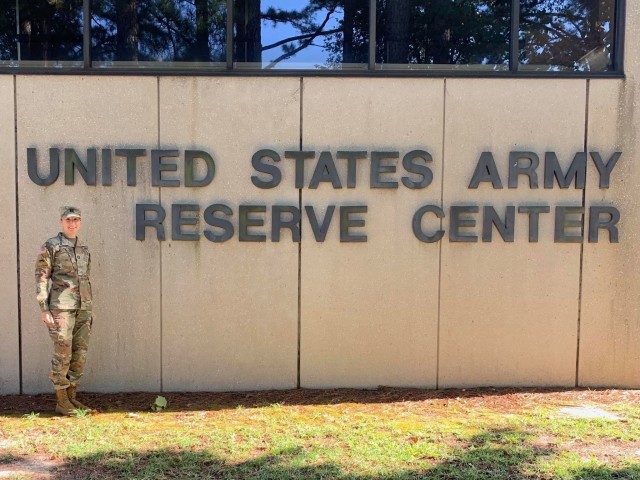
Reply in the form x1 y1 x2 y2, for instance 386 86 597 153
1 391 640 479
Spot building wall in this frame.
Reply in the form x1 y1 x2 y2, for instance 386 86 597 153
0 76 19 394
578 0 640 387
1 7 638 394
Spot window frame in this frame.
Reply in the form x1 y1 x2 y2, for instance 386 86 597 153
0 0 626 77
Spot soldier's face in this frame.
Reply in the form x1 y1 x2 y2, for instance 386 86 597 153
61 217 81 238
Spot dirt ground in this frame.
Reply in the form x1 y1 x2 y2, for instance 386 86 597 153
2 388 640 479
2 387 640 415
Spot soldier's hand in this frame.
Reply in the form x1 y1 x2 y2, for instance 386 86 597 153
41 311 55 327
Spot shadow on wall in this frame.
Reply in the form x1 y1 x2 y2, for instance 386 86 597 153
49 429 640 479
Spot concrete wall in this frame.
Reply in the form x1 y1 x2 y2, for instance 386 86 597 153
1 6 639 394
0 76 19 394
158 77 300 391
439 79 585 387
300 78 443 388
17 76 161 393
578 2 640 387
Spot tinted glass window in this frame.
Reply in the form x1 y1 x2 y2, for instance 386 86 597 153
234 0 370 69
0 0 624 72
519 0 616 71
1 0 83 64
92 0 227 65
0 3 18 62
375 0 511 69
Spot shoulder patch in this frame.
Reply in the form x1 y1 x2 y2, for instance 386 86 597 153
39 246 47 254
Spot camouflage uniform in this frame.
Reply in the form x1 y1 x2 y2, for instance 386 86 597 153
36 232 93 390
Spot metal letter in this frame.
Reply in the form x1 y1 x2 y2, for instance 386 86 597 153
450 206 479 242
305 206 335 242
554 206 584 243
115 149 146 186
370 152 399 189
136 204 166 241
544 152 586 189
337 151 367 188
152 150 180 187
508 151 539 189
184 150 215 187
518 205 550 242
468 152 503 189
171 204 200 241
285 151 315 188
402 150 433 189
309 151 342 189
65 148 97 186
588 206 620 243
482 206 515 242
239 205 267 242
272 205 301 242
203 204 234 242
101 149 112 186
412 205 445 243
27 148 59 186
251 149 282 189
590 152 621 188
340 206 368 242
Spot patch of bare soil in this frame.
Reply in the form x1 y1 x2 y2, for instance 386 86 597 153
532 434 640 462
560 439 640 462
1 387 639 416
0 455 61 479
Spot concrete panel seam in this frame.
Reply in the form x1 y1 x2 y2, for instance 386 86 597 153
157 76 164 392
436 78 446 389
14 74 23 394
576 79 590 387
297 77 303 389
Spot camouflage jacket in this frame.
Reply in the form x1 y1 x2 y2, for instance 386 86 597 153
35 233 92 312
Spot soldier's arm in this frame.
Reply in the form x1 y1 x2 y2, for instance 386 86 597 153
35 244 52 312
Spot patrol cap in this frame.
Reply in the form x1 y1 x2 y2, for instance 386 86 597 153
60 206 81 219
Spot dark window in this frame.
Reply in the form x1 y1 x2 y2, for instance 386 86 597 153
519 0 616 72
375 0 510 70
0 3 18 62
1 0 84 65
233 0 370 69
91 0 227 66
0 0 624 73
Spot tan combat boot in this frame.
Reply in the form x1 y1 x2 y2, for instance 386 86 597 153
55 389 76 416
67 385 92 411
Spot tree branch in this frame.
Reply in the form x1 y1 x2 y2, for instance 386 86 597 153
265 7 336 68
262 28 341 52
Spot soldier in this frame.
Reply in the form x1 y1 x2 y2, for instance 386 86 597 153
35 206 94 415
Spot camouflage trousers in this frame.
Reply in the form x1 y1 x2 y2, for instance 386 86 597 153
47 309 93 390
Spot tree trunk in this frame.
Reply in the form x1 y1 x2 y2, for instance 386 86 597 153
235 0 261 63
19 0 49 61
195 0 210 61
115 0 138 61
342 0 355 64
385 0 410 64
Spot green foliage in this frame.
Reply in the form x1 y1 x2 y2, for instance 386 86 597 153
150 395 168 412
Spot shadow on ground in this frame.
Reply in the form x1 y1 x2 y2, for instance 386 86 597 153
0 386 625 416
42 428 640 480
